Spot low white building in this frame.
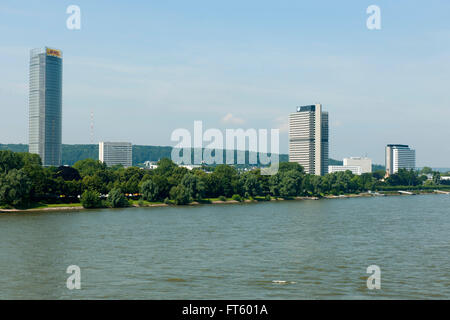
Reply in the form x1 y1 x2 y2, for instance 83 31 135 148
343 157 372 173
180 164 201 170
99 142 132 168
143 161 158 169
329 165 362 175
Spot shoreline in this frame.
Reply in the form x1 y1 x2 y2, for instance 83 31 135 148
1 189 448 214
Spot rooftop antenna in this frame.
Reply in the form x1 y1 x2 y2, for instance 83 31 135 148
90 110 94 144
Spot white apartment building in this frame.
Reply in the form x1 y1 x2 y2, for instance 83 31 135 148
343 157 372 173
385 144 416 175
99 142 132 168
289 104 329 175
328 165 362 175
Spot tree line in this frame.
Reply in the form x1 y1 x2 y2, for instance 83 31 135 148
0 150 446 209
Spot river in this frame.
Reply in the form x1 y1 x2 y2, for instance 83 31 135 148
0 194 449 299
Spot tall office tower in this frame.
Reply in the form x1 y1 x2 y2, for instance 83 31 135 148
343 157 372 173
28 47 63 166
289 104 329 175
385 144 416 175
99 142 133 168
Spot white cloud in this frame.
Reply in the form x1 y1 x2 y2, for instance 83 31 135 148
221 113 245 125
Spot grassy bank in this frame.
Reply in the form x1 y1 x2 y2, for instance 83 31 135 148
1 189 449 213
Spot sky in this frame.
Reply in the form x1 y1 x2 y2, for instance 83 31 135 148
0 0 449 166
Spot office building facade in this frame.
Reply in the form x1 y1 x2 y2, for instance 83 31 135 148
289 104 329 175
385 144 416 175
328 165 362 175
28 47 63 166
99 142 133 168
343 157 372 173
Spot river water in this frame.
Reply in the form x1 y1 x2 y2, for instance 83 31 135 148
0 194 449 299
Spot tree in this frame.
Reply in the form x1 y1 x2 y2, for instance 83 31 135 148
80 190 102 208
240 172 261 197
0 150 24 173
386 169 420 186
420 167 433 175
73 159 106 177
82 174 105 194
269 164 304 198
169 185 191 205
154 158 178 177
108 188 129 208
211 165 239 197
140 179 160 202
55 166 81 181
432 172 441 185
180 173 205 200
0 169 32 207
279 170 303 198
372 170 386 180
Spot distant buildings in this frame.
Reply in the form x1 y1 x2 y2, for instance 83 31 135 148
143 161 158 169
180 164 201 170
343 157 372 173
385 144 416 175
329 165 362 175
99 142 132 168
28 47 63 166
328 157 371 175
289 104 329 175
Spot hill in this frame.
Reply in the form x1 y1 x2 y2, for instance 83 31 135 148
1 143 361 168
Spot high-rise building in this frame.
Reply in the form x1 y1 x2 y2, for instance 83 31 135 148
385 144 416 175
28 47 63 166
289 104 329 175
343 157 372 173
99 142 132 168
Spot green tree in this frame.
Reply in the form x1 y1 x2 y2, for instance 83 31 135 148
210 165 239 197
108 188 129 208
169 185 191 205
420 167 433 175
432 171 441 185
240 171 261 197
140 179 160 202
154 158 178 177
279 170 303 198
181 173 205 200
0 150 24 173
0 169 32 207
73 159 106 177
80 190 102 208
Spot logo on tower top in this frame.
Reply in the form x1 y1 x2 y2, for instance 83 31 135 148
46 48 61 58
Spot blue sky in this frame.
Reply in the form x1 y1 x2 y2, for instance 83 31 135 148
0 0 449 166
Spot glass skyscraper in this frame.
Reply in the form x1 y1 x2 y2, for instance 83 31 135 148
28 47 63 166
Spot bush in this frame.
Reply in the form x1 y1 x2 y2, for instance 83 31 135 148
218 195 226 201
164 197 171 204
137 199 145 206
265 194 271 201
107 188 128 208
231 194 242 202
80 190 102 208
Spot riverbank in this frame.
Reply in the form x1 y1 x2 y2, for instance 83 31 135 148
1 189 449 214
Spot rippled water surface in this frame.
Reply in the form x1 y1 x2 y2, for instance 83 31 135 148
1 194 449 299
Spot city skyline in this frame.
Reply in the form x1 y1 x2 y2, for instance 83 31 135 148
1 1 449 167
